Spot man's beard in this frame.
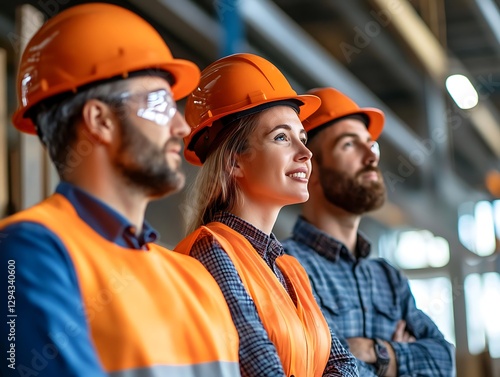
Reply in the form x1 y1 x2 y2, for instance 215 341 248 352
114 117 185 198
318 164 386 214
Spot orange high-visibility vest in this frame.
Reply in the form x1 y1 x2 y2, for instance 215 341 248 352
0 195 240 377
175 222 332 377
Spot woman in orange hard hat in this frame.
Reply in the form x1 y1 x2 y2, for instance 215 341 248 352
175 53 359 377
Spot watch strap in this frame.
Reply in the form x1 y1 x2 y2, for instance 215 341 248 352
373 338 390 376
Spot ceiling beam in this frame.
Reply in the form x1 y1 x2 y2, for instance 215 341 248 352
468 0 500 60
127 0 222 61
368 0 500 161
370 0 449 82
324 0 423 94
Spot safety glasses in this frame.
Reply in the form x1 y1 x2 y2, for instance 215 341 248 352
371 141 380 158
110 89 177 127
341 139 380 158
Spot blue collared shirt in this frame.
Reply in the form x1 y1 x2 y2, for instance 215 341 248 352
59 182 159 248
190 212 358 377
0 182 159 376
283 216 456 377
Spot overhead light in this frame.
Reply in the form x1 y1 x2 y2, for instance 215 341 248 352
445 74 479 110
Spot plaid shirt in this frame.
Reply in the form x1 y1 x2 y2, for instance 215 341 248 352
190 212 359 377
283 216 456 377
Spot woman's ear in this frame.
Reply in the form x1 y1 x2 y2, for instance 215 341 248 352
80 99 116 144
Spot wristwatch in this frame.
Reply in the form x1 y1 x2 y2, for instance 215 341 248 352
373 338 390 376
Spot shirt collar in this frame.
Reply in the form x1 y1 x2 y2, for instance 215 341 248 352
291 216 372 261
56 182 159 249
356 232 371 259
212 212 284 262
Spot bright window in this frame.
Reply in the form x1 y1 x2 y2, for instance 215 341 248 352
492 200 500 239
387 230 450 269
465 273 500 357
409 277 456 345
458 201 496 256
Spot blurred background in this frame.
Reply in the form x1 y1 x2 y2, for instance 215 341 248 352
1 0 500 375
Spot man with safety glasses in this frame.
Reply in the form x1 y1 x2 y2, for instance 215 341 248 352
283 87 455 376
0 3 240 377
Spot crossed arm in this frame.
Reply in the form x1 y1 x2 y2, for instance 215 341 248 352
346 274 455 377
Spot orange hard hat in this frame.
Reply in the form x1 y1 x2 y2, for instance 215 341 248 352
183 53 321 165
304 87 385 140
12 2 200 134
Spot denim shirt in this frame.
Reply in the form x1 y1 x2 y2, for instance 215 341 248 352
283 216 456 377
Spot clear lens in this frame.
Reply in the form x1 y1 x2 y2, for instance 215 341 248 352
371 141 380 158
118 89 177 127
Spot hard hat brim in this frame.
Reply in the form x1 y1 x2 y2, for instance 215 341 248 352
360 107 385 140
304 107 385 141
164 59 201 101
184 93 321 166
12 59 201 135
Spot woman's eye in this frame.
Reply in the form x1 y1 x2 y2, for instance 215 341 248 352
274 133 288 141
300 137 308 145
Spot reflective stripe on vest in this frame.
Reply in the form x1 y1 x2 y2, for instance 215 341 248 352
108 361 240 377
1 195 240 376
175 222 331 377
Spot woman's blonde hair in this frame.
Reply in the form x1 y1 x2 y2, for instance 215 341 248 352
184 113 261 234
